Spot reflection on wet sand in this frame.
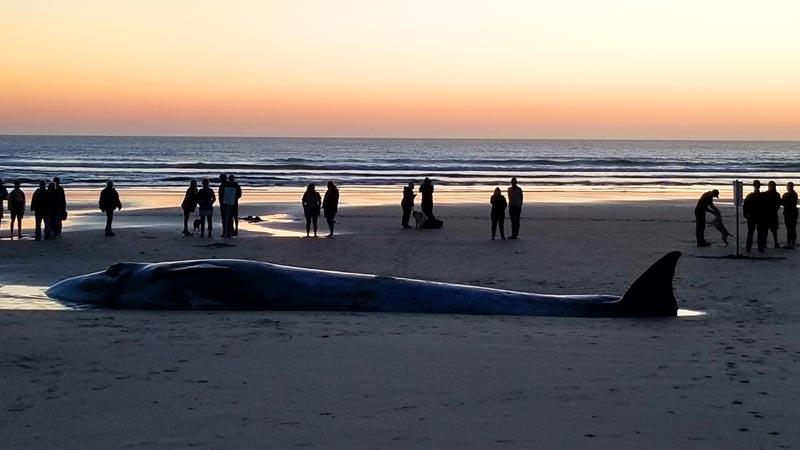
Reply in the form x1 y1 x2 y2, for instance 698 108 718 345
0 285 70 310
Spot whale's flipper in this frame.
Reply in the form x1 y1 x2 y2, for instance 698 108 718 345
617 251 681 316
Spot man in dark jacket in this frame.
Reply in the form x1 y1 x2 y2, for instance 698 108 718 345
743 180 763 252
99 180 122 236
31 180 52 241
52 177 67 238
694 189 719 247
764 181 782 248
782 182 798 249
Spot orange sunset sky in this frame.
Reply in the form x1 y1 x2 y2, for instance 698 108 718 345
1 1 799 139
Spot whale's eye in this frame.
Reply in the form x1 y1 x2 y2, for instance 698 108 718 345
106 264 121 277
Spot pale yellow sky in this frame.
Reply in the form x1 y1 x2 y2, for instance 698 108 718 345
1 0 798 139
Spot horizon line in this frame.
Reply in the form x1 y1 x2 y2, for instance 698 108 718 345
1 133 798 143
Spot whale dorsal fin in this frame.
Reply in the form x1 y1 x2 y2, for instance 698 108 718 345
617 251 680 316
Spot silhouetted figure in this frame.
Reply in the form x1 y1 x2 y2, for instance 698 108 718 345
9 180 25 239
52 177 67 238
197 178 216 237
419 177 436 221
181 180 198 236
490 187 507 240
302 183 321 237
507 177 523 239
765 181 782 248
47 182 58 239
401 182 416 229
322 181 339 237
694 189 719 247
228 174 242 236
743 180 763 252
218 173 228 237
0 179 8 235
782 182 797 250
98 180 122 237
31 180 52 241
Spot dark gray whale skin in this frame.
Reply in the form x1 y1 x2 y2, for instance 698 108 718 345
45 251 681 317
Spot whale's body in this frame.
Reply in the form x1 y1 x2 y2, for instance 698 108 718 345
46 251 681 317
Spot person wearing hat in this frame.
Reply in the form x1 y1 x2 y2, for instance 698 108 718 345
782 182 797 249
694 189 720 247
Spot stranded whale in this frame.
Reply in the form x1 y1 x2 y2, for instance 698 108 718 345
46 251 681 317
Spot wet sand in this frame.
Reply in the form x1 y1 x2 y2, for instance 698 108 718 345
1 193 798 448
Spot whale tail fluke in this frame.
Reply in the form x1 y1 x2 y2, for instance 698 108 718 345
617 251 681 316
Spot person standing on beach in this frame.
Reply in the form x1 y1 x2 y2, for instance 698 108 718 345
52 177 67 238
507 177 523 239
228 174 242 236
419 177 436 221
743 180 763 252
490 187 507 240
197 178 216 237
181 180 198 236
401 182 416 228
694 189 719 247
782 182 797 249
218 173 228 237
9 180 25 239
302 183 321 237
322 181 340 237
31 180 52 241
98 180 122 237
0 179 8 235
765 181 782 248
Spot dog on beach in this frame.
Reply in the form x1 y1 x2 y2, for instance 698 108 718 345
411 210 425 229
193 218 203 233
708 211 733 246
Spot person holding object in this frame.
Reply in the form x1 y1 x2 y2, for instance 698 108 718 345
694 189 719 247
98 180 122 237
507 177 523 239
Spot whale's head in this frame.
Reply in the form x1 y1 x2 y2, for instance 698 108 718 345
46 262 158 308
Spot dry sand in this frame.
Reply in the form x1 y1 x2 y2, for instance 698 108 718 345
1 192 798 449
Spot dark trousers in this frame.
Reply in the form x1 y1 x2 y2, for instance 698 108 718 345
491 216 505 239
757 221 769 251
219 205 228 236
401 205 412 227
509 206 521 238
325 215 335 235
305 216 318 235
786 211 798 245
105 210 114 234
421 201 435 221
746 220 756 250
34 212 48 240
694 210 706 244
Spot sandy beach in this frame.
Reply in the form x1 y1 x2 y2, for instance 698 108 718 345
1 192 798 449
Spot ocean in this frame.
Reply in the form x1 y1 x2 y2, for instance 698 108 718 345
0 136 798 194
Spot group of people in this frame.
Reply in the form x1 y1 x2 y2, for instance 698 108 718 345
695 180 798 251
301 181 339 237
180 174 242 238
744 180 797 252
0 177 67 240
